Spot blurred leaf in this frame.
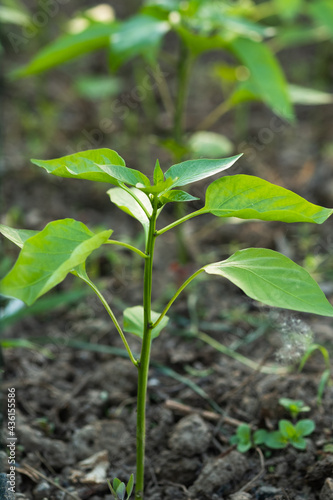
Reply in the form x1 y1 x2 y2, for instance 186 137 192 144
74 75 122 100
0 219 112 305
109 14 170 70
309 0 333 36
31 149 151 187
273 0 304 20
202 174 333 224
12 23 118 78
229 37 294 121
289 84 333 105
188 131 233 158
123 305 169 340
0 6 30 26
204 248 333 317
295 419 315 437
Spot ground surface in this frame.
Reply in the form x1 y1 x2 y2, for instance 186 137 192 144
1 3 333 498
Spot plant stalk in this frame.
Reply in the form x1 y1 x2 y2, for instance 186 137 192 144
174 39 192 144
135 197 158 500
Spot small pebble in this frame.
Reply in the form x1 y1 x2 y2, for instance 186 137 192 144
33 480 52 500
256 485 282 499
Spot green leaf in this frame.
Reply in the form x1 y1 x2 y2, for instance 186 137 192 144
126 474 134 498
153 159 164 185
0 224 38 248
309 0 333 36
107 187 152 237
228 37 294 121
202 174 333 224
290 436 307 449
274 0 303 20
110 14 170 70
116 482 126 500
204 248 333 317
164 155 241 189
253 429 268 445
237 441 252 453
31 149 150 187
123 306 169 340
187 131 234 158
265 431 288 449
288 84 333 105
160 190 200 205
113 478 122 492
237 424 251 443
295 419 315 437
279 419 296 439
0 219 112 306
12 23 118 78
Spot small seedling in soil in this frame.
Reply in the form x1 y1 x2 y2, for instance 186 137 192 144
264 419 315 450
231 419 315 452
278 398 310 419
1 149 333 499
107 474 134 500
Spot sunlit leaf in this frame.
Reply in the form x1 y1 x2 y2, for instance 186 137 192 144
160 190 199 204
0 224 38 248
108 187 152 237
0 219 112 305
202 174 333 224
204 248 333 316
31 149 150 187
164 155 241 189
309 0 333 36
188 131 233 158
289 84 333 105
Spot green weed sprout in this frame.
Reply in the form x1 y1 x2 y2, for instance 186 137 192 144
299 343 331 405
231 419 315 452
1 149 333 499
230 424 267 453
279 398 310 419
107 474 134 500
265 419 315 450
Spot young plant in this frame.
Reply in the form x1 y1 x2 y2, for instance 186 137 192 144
107 474 134 500
265 419 315 450
1 149 333 499
231 419 315 452
279 398 310 419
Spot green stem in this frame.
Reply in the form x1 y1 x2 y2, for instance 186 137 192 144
106 240 147 259
156 209 205 236
76 269 138 367
118 182 151 220
174 40 192 143
152 268 205 330
135 197 158 500
196 99 232 131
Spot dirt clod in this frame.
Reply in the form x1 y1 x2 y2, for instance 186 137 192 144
168 414 212 457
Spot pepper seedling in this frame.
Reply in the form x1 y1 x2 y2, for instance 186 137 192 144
1 149 333 499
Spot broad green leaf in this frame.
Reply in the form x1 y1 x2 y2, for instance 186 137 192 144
110 14 170 70
253 429 268 445
0 224 38 248
309 0 333 36
188 131 233 158
265 431 288 449
164 155 241 189
295 419 315 437
160 190 199 205
12 23 118 78
0 219 112 306
31 149 150 188
228 37 294 121
153 159 164 185
123 305 169 340
204 248 333 317
289 84 333 105
279 420 296 438
107 187 152 238
202 175 333 224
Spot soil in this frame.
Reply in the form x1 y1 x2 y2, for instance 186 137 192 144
1 3 333 499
